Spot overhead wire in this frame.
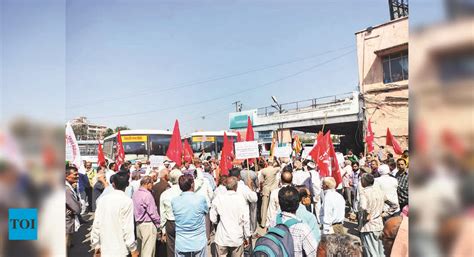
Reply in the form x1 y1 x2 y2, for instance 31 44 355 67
85 49 356 120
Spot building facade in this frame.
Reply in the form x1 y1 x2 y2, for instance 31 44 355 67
355 16 409 153
71 116 107 140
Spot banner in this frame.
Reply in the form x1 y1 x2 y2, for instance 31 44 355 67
274 145 292 158
235 141 259 159
149 155 165 168
65 122 86 174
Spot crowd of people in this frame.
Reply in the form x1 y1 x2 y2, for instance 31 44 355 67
65 148 409 257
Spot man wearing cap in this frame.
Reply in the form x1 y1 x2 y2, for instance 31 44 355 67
375 164 400 219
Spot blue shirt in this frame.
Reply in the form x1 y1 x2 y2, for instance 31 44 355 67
171 191 209 252
296 204 321 243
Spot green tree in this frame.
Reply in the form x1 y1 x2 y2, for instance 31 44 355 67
115 126 130 132
103 128 114 138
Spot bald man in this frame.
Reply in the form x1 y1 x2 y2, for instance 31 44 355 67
152 169 170 214
266 171 293 227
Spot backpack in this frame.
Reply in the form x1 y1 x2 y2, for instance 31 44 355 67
253 214 300 257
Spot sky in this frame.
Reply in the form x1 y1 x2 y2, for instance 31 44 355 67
1 0 444 134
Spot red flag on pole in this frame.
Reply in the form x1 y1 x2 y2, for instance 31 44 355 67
219 132 233 176
366 119 374 153
97 141 106 167
386 128 403 155
328 133 342 186
166 120 183 167
245 116 254 141
308 131 324 161
316 132 331 177
183 140 194 164
237 131 242 142
115 130 125 171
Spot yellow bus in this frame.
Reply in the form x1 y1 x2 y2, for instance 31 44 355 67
184 131 237 159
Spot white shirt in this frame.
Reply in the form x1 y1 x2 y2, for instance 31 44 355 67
341 165 353 188
105 169 115 185
308 169 321 202
194 177 214 206
292 169 310 186
266 184 293 227
320 189 345 234
91 189 137 257
237 180 257 208
159 184 182 234
214 185 227 196
375 175 400 214
210 190 250 247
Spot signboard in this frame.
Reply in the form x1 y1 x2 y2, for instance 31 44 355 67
149 155 165 168
121 135 148 142
273 146 292 158
229 109 257 129
235 141 259 159
192 136 215 142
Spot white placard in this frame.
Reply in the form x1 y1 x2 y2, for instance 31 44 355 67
149 155 165 168
274 146 292 158
235 141 260 159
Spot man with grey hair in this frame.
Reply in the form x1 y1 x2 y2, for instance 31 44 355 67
320 177 346 235
317 234 362 257
159 169 182 257
210 176 251 257
375 164 400 219
152 168 170 214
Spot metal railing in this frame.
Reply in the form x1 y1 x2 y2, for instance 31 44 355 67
257 92 356 117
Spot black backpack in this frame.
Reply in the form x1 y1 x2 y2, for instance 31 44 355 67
253 214 300 257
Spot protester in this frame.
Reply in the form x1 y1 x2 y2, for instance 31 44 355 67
388 159 398 177
271 186 318 257
292 160 309 186
377 146 386 162
172 174 208 257
202 161 216 191
295 186 321 243
65 165 80 253
92 166 108 212
105 162 116 184
395 158 409 210
359 173 385 257
210 176 251 257
320 177 346 235
375 164 400 218
132 176 160 257
125 171 141 198
85 161 96 212
317 234 362 257
350 161 363 214
91 171 139 257
214 174 228 196
152 168 170 213
258 160 280 228
159 169 182 257
306 161 321 212
370 159 381 178
345 149 358 164
266 170 293 227
78 170 91 215
241 160 259 234
341 160 354 212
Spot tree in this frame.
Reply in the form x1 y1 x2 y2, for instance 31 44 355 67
115 126 130 132
103 128 114 138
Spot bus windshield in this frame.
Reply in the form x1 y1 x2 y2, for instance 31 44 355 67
149 134 171 155
123 141 147 155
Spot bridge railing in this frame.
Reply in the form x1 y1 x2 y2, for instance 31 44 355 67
257 92 356 117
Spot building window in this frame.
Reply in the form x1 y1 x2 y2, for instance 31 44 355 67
383 51 408 83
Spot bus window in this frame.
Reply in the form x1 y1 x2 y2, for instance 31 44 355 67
123 142 147 155
149 134 171 156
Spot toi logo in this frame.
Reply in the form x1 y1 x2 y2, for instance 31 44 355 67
8 208 38 240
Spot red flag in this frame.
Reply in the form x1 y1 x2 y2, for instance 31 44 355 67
97 141 106 167
316 132 331 178
366 119 374 153
386 128 403 155
328 133 342 186
245 116 254 141
115 130 125 171
219 132 233 176
237 131 242 142
308 131 324 161
183 140 194 164
166 120 183 167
